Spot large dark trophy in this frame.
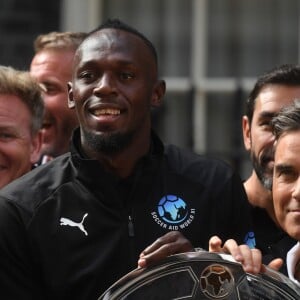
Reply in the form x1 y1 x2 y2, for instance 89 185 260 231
98 250 300 299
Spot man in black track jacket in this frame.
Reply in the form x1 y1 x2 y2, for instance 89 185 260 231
0 19 254 299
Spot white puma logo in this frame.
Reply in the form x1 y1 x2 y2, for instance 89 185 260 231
60 213 88 236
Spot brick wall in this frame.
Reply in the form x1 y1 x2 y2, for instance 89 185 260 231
0 0 60 70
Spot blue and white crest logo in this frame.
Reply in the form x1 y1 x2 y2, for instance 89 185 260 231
158 195 188 224
244 231 256 249
151 195 196 230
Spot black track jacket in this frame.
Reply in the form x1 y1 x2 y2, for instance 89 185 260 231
0 129 253 299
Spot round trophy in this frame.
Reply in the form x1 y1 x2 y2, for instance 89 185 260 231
98 250 300 300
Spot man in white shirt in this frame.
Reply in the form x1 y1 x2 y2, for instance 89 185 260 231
287 242 300 284
271 99 300 285
209 99 300 285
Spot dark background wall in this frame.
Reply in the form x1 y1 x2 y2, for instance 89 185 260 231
0 0 60 70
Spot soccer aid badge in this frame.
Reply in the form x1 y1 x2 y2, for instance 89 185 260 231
151 195 195 230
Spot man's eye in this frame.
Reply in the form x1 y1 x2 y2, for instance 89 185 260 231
120 72 134 80
45 86 59 95
40 83 59 95
277 169 297 181
259 121 272 130
42 123 51 130
79 72 94 80
0 133 14 140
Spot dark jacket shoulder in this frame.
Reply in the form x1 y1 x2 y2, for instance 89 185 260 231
0 153 73 210
164 144 235 183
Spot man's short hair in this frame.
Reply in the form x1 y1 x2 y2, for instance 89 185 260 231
0 65 44 135
34 31 87 53
271 99 300 140
87 18 158 66
246 64 300 124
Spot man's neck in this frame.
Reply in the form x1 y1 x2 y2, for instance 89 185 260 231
82 131 151 178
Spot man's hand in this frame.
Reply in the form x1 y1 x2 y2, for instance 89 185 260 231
138 231 193 268
208 235 283 274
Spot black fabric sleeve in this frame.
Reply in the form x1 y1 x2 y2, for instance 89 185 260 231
0 198 45 299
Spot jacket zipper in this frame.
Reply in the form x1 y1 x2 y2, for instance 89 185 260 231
128 215 136 268
128 215 134 237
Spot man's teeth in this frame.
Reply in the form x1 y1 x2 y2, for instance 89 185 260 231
93 108 120 116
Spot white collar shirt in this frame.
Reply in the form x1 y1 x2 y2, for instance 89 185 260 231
286 241 300 286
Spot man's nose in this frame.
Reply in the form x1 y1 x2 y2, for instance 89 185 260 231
267 131 276 144
93 73 117 96
292 176 300 200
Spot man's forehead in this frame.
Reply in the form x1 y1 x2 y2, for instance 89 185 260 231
78 29 146 55
74 28 156 72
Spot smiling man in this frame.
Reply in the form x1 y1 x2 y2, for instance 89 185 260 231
0 66 43 188
242 65 299 272
68 23 164 175
30 31 86 162
271 99 300 284
0 19 253 299
220 100 300 286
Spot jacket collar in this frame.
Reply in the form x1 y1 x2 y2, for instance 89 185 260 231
69 127 164 184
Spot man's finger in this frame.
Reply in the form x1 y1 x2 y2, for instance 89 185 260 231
267 258 283 272
222 239 243 262
208 235 223 252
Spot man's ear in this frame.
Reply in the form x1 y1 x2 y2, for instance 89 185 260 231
30 130 43 165
242 115 251 151
151 80 166 107
67 82 75 109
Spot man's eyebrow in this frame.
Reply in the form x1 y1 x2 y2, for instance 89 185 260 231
274 163 293 173
258 111 276 119
116 59 135 66
0 125 14 130
76 60 137 77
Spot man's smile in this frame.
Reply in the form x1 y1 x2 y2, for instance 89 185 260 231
92 108 121 116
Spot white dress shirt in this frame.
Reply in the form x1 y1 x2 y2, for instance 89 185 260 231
287 241 300 286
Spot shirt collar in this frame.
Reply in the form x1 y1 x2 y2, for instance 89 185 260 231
287 241 300 285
